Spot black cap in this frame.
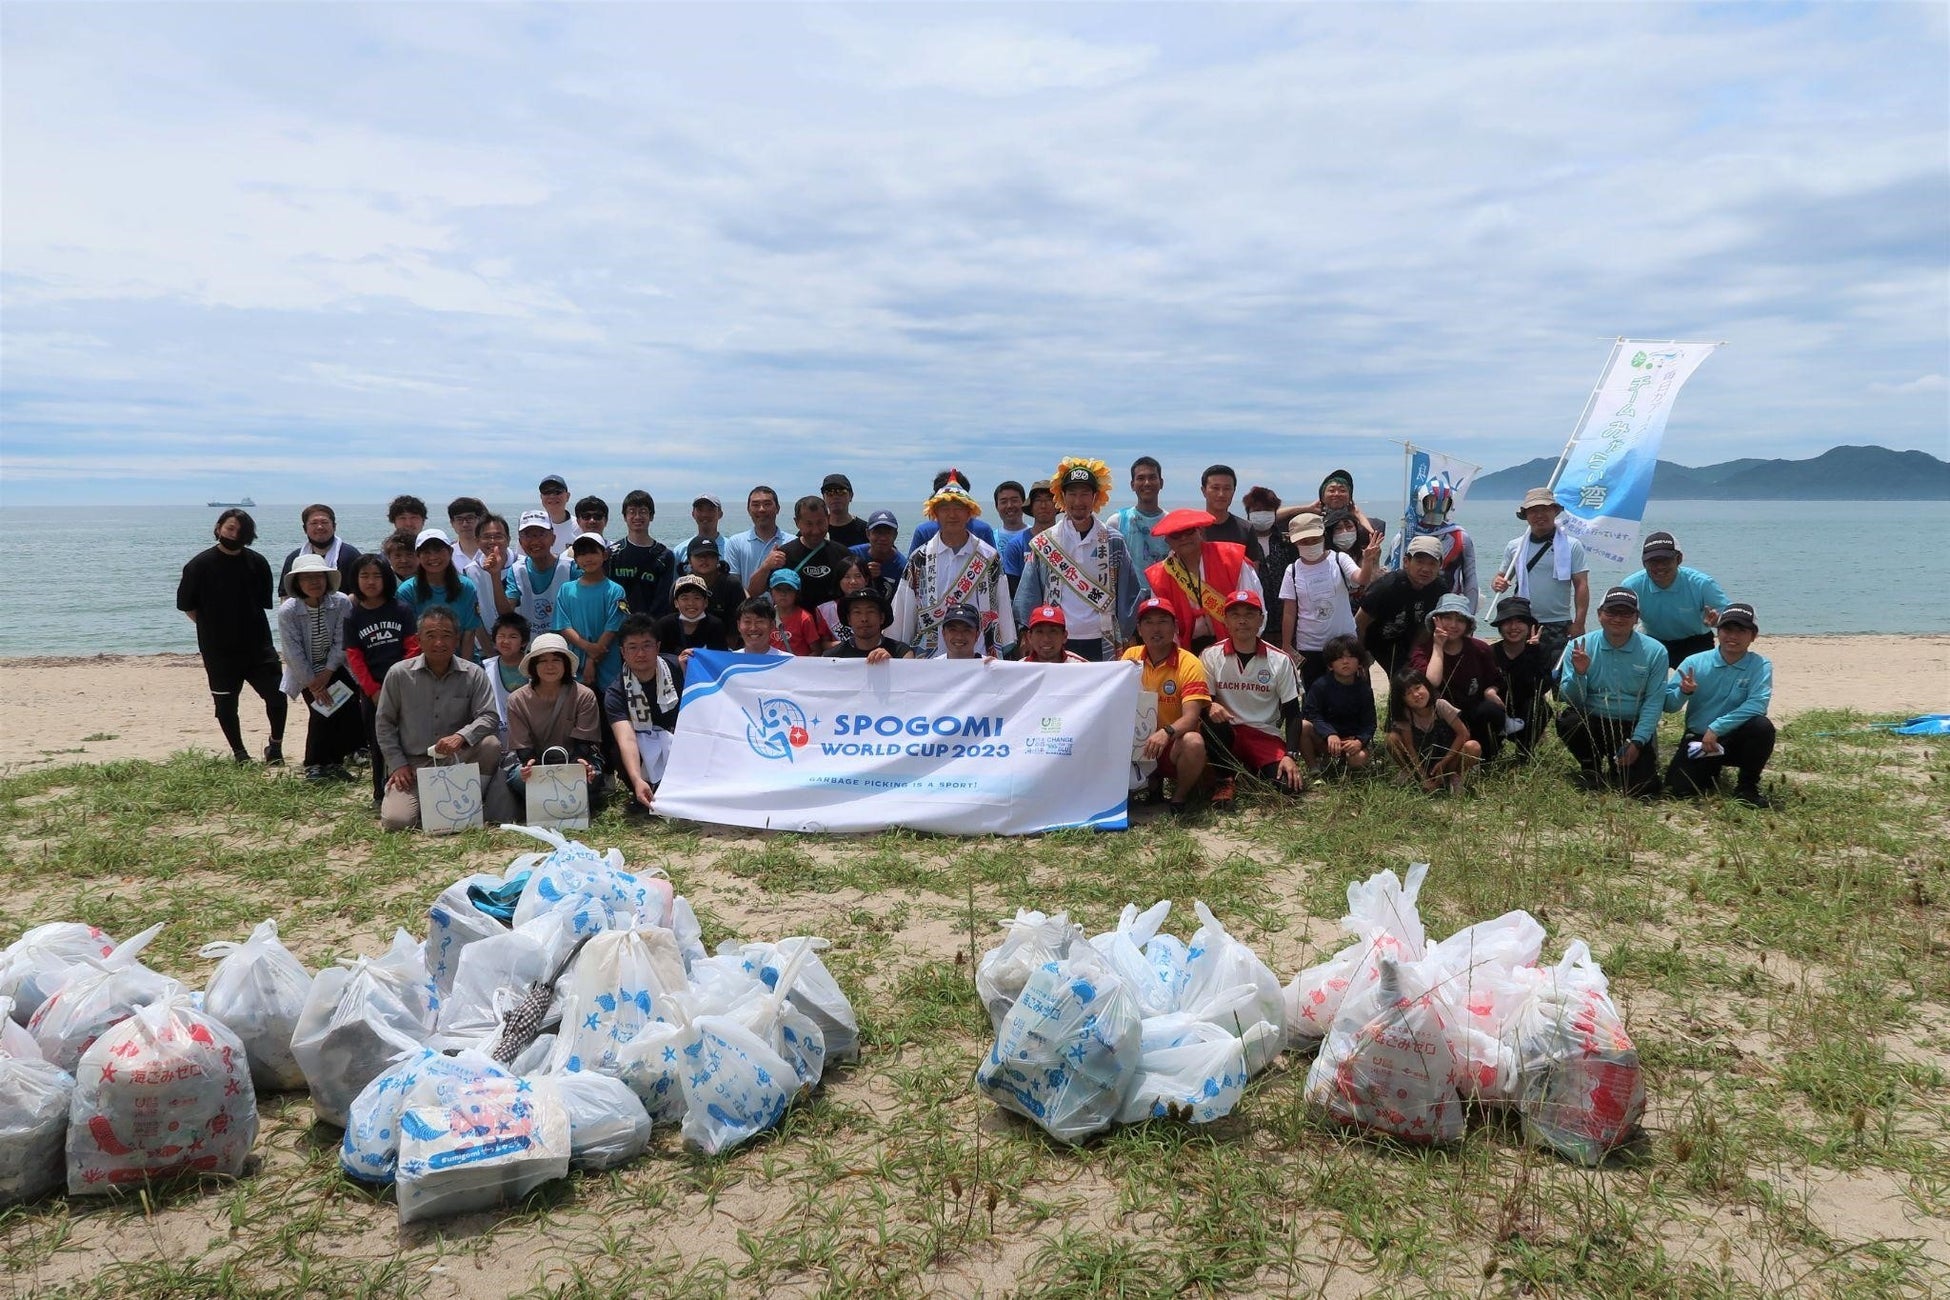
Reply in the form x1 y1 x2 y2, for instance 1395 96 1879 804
941 602 980 629
690 538 720 555
1718 602 1758 630
1598 586 1639 613
1491 596 1538 627
1060 466 1098 489
841 589 892 622
1641 531 1680 560
821 473 853 493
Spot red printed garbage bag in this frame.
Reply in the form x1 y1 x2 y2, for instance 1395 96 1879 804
1283 864 1429 1044
1513 941 1643 1164
67 994 259 1194
1303 955 1464 1144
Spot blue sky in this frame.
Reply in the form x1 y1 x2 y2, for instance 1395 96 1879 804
3 3 1945 509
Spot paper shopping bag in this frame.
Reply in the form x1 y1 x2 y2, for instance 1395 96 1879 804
417 759 484 835
524 763 589 830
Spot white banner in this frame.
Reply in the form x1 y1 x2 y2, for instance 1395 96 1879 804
1553 340 1719 565
654 651 1138 835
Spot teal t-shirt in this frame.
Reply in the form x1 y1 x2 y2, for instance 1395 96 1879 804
552 577 628 690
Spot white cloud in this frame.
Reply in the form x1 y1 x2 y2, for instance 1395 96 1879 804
1868 374 1948 395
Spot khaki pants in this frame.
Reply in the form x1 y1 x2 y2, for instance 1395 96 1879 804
379 737 516 832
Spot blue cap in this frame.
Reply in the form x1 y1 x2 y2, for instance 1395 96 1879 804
866 509 898 532
768 568 801 590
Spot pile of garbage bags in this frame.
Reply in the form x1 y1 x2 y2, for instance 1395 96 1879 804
1287 863 1644 1163
0 826 858 1222
974 901 1286 1142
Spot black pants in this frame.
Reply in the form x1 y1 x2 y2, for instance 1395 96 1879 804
1555 708 1660 796
300 670 364 768
1535 622 1573 681
1658 633 1716 670
1456 697 1509 762
204 651 287 756
1295 650 1332 694
360 694 386 799
1665 716 1776 797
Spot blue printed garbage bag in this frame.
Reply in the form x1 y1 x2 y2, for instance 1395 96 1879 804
975 910 1083 1034
549 1069 651 1170
341 1050 507 1184
974 943 1140 1144
1143 933 1192 1011
1089 901 1175 1018
200 920 313 1092
0 1055 72 1205
1116 1012 1249 1125
395 1073 570 1225
543 928 688 1076
677 1013 801 1156
614 1017 691 1124
725 937 858 1067
503 826 674 934
426 874 514 997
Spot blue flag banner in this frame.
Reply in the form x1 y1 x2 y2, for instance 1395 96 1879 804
1553 341 1719 565
653 650 1138 835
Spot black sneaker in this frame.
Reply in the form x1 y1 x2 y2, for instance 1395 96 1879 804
264 741 285 767
303 764 327 782
231 748 252 765
1733 786 1774 809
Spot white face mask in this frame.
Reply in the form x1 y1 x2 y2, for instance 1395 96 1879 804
1246 510 1276 533
1297 542 1326 562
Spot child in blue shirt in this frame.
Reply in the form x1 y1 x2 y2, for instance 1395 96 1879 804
1299 635 1376 775
553 533 628 693
1662 602 1775 807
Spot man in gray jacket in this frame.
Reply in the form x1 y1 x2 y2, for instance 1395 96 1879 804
375 605 517 830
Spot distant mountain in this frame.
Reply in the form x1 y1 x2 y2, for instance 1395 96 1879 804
1473 445 1950 500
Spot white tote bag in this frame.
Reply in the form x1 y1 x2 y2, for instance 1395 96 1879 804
417 756 484 835
524 763 589 830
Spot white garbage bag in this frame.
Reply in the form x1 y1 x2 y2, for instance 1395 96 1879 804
725 937 859 1067
0 996 43 1060
1180 902 1286 1074
341 1049 508 1184
200 919 313 1092
1303 955 1464 1145
395 1072 570 1224
975 943 1140 1144
669 895 708 971
1427 911 1546 1105
29 924 171 1072
550 1070 652 1170
290 955 435 1128
1143 932 1193 1010
975 910 1082 1034
426 874 513 996
434 911 581 1048
0 922 118 1024
544 928 688 1076
0 1055 72 1205
676 1014 800 1156
1283 863 1430 1044
503 825 675 934
1513 941 1644 1164
1116 1012 1249 1126
614 1017 691 1124
1089 901 1176 1018
67 993 259 1193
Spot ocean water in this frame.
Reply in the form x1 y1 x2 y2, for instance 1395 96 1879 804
1 497 1944 657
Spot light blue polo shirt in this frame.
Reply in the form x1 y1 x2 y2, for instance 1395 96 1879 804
1621 566 1727 641
1664 647 1772 736
1558 627 1667 745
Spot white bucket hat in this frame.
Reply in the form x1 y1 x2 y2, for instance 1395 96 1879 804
282 552 342 597
517 632 581 678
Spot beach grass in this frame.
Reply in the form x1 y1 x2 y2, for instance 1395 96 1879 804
1 709 1945 1297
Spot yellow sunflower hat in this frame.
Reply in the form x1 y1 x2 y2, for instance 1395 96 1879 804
923 476 983 521
1053 457 1113 512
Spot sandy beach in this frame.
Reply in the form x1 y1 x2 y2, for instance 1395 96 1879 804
1 635 1944 772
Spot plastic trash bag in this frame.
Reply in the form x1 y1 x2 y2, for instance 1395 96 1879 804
434 911 581 1048
373 929 441 1028
426 873 514 996
0 1055 72 1205
1 922 118 1024
726 937 859 1067
0 996 43 1060
342 1049 508 1184
1426 911 1545 1105
1284 863 1430 1044
503 825 675 935
1089 901 1176 1018
1180 902 1287 1074
546 928 688 1076
551 1070 652 1170
975 910 1083 1034
1304 955 1464 1145
669 895 708 972
67 993 259 1193
395 1072 570 1224
290 954 435 1128
677 1014 800 1156
1143 933 1193 1011
200 919 313 1092
975 943 1140 1145
1117 1012 1249 1125
614 1017 691 1124
1513 941 1644 1164
29 924 171 1072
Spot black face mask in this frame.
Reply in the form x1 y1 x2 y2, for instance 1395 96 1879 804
217 536 244 552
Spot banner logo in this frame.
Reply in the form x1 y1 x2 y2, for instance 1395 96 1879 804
744 697 811 761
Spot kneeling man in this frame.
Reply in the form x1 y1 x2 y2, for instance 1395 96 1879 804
1122 596 1210 812
1663 602 1775 808
606 613 686 813
376 605 517 830
1555 586 1667 797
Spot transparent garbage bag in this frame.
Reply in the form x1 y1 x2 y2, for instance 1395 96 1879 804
1284 863 1430 1044
200 919 314 1092
1513 941 1644 1164
549 1069 652 1170
1303 955 1464 1145
0 922 118 1024
290 952 435 1128
29 924 171 1073
975 943 1140 1144
0 1055 72 1205
975 910 1082 1035
394 1072 570 1224
341 1049 507 1184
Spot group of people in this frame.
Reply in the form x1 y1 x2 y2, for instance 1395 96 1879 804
173 456 1777 830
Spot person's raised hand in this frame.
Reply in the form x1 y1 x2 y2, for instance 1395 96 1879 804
1491 572 1510 593
1703 606 1721 627
1679 667 1697 695
1570 641 1592 675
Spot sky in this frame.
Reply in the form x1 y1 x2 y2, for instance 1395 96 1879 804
3 3 1946 510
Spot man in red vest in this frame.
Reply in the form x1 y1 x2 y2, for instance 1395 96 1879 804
1143 509 1263 652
